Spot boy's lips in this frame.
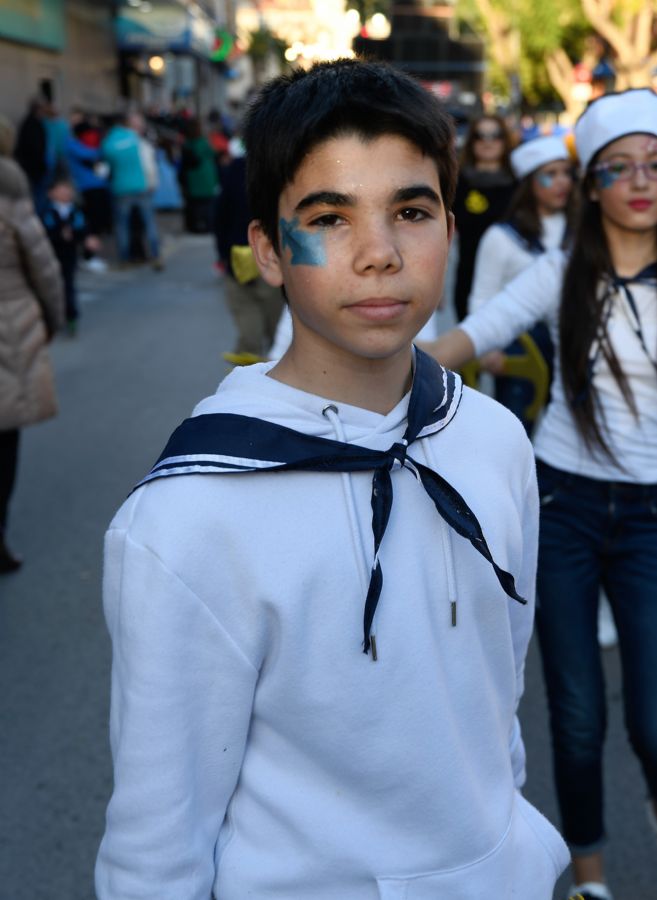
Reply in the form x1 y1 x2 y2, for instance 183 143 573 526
345 297 409 321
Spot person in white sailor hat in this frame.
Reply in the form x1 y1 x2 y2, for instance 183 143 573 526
421 87 657 900
467 134 576 433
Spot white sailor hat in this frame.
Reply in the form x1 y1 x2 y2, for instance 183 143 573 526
574 88 657 171
510 135 570 179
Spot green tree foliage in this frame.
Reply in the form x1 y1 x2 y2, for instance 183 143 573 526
457 0 657 113
456 0 592 108
246 26 288 67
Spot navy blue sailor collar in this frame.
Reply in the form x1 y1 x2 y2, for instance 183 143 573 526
136 347 525 656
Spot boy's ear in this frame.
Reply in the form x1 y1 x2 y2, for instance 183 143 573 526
248 220 284 287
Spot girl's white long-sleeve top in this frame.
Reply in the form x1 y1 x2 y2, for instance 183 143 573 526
460 250 657 482
467 213 566 314
95 362 568 899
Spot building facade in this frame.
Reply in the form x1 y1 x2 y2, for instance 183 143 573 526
0 0 119 123
0 0 231 127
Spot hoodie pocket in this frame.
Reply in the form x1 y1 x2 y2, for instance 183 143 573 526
376 793 569 900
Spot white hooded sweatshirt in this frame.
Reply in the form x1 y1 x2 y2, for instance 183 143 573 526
96 360 569 899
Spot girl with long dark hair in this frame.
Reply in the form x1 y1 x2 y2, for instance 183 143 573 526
468 134 576 433
421 88 657 900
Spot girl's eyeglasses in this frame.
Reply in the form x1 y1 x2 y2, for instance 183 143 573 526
593 159 657 184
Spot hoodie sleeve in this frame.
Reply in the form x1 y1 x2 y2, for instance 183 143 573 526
467 225 514 315
95 527 259 900
506 445 540 789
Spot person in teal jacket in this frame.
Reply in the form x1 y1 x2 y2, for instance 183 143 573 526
101 113 162 268
179 118 219 233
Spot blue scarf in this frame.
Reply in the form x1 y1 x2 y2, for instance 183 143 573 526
138 349 525 656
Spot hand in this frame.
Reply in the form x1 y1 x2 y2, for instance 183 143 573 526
479 350 506 375
84 235 101 253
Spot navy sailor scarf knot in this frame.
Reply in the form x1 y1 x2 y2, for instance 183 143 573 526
137 348 525 655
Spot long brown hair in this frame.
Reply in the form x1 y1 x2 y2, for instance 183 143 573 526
504 170 578 249
559 170 653 461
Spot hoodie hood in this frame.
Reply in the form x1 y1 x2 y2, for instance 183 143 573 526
192 352 460 451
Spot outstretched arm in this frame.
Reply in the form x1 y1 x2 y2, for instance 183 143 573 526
417 328 476 371
420 251 564 372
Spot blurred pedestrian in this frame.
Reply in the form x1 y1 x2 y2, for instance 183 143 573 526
42 174 98 335
214 136 282 361
13 98 49 213
422 88 657 900
452 114 516 321
65 121 111 271
468 134 576 431
179 117 219 233
43 102 70 177
101 112 162 270
0 115 64 573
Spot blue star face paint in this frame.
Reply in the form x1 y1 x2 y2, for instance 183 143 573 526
535 171 555 188
595 165 622 189
280 216 327 266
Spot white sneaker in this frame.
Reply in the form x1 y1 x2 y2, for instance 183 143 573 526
597 593 618 650
567 882 614 900
82 256 108 273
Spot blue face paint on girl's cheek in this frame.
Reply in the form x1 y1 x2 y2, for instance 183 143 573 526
536 172 555 188
279 216 327 266
596 168 619 189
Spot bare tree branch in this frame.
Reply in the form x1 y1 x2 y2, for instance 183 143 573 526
580 0 635 61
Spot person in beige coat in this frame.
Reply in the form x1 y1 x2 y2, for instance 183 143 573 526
0 115 64 573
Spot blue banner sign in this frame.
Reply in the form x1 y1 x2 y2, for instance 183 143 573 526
0 0 65 51
116 0 214 56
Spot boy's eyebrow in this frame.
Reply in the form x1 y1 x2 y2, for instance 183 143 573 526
294 191 356 212
293 184 442 213
393 185 442 205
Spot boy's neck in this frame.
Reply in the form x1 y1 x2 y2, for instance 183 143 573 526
268 340 414 416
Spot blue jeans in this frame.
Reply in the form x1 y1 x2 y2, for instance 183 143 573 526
113 192 160 262
535 460 657 854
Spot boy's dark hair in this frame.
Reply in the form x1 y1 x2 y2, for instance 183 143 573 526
243 58 457 251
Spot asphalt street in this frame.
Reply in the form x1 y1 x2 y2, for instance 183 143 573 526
1 233 655 899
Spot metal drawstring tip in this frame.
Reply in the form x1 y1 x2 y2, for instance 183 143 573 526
370 634 378 661
451 601 457 627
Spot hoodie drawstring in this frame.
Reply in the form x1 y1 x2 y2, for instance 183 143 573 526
322 404 379 658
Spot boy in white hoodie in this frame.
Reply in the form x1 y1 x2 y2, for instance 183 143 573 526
96 60 569 899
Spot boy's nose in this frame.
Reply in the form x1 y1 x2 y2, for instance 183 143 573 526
353 222 402 273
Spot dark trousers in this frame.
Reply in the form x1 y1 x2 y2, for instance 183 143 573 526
82 187 112 236
0 429 20 532
184 196 214 234
60 258 78 323
535 460 657 853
